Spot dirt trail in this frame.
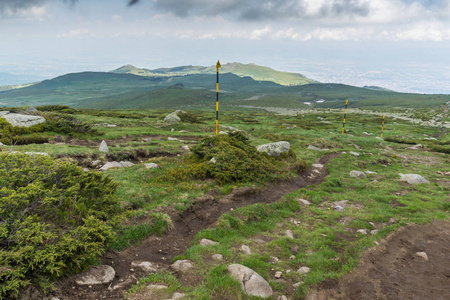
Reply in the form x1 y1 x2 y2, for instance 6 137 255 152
306 220 450 300
50 153 339 300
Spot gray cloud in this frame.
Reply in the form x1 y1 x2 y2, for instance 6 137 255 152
0 0 76 17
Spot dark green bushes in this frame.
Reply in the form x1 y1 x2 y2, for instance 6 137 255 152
0 153 120 298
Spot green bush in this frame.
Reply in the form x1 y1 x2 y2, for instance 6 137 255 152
36 105 78 114
42 113 99 135
0 153 120 298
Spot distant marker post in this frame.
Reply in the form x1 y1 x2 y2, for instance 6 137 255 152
381 115 385 138
342 99 348 134
215 60 221 135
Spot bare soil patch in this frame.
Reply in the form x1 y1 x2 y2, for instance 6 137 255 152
306 220 450 300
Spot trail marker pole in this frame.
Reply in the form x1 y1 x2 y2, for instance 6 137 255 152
342 99 348 134
215 60 221 135
381 115 385 138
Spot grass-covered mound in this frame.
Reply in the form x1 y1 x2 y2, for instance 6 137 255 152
0 153 120 298
163 131 300 185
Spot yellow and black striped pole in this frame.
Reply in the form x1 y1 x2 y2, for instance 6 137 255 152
342 99 348 134
381 114 385 138
215 60 221 135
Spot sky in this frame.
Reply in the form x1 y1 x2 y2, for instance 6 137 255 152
1 0 450 93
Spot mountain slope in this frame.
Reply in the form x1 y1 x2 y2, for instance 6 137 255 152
111 62 316 86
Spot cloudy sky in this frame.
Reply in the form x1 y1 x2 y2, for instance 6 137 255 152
1 0 450 93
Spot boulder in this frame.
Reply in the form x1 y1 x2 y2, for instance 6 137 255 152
164 110 186 123
399 173 430 184
257 141 290 156
75 265 115 286
228 264 273 298
144 163 159 169
0 111 46 127
99 161 122 171
119 161 135 168
99 140 109 153
350 170 367 178
131 261 158 273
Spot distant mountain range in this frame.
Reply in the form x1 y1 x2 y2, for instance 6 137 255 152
0 63 449 110
110 62 316 86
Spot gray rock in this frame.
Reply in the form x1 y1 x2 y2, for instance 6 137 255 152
334 205 344 212
274 271 282 279
297 199 311 206
181 145 190 151
164 110 186 123
212 254 224 261
119 161 134 168
376 137 383 140
142 138 152 142
312 163 324 168
350 170 367 178
168 137 179 141
131 261 158 273
297 266 310 275
91 160 102 167
241 245 252 255
416 252 429 261
278 296 288 300
209 157 217 164
0 112 46 127
399 173 430 184
144 163 159 169
307 145 328 151
408 144 423 150
285 230 294 239
349 151 360 156
99 161 122 171
170 292 186 299
357 229 368 235
200 238 219 246
99 140 109 153
257 141 290 156
228 264 273 298
76 265 115 286
171 260 194 272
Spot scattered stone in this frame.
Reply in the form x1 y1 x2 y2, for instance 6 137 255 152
307 145 327 151
91 160 102 167
168 137 179 141
437 171 450 176
119 161 134 168
416 252 429 261
99 140 109 153
357 229 368 235
285 230 294 239
399 173 430 184
312 163 324 168
212 254 223 261
75 265 115 286
171 260 194 272
257 141 290 156
171 128 175 132
209 157 217 164
107 124 117 127
376 137 383 140
170 292 186 299
164 110 186 123
334 205 344 212
349 151 360 156
350 170 367 178
297 266 310 275
147 284 167 290
297 198 311 206
142 138 152 142
271 256 279 263
181 145 190 151
362 132 373 136
370 229 379 235
274 271 283 279
228 264 273 298
144 163 159 169
293 282 303 288
241 245 252 255
365 170 377 174
0 111 46 127
200 238 219 246
99 161 122 171
278 296 288 300
131 261 157 273
289 255 295 260
408 144 423 150
82 168 90 172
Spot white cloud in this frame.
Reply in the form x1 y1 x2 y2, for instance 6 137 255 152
111 14 123 22
250 26 271 40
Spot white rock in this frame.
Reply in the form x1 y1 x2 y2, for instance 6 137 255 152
297 199 311 206
99 161 122 171
209 157 217 164
349 151 360 156
416 252 429 261
228 264 273 298
200 238 219 246
147 284 167 290
145 163 159 169
131 261 158 273
307 145 327 151
357 229 368 235
398 173 430 184
75 265 115 286
171 260 194 272
142 138 152 142
365 170 377 174
408 144 423 150
277 296 288 300
99 140 109 153
171 292 186 299
119 161 134 168
164 110 185 123
1 112 46 127
285 230 294 239
334 205 344 212
212 254 223 261
376 137 383 140
275 271 282 279
168 137 179 141
350 170 367 178
297 266 310 275
241 245 252 255
181 145 190 151
256 141 290 156
312 164 324 168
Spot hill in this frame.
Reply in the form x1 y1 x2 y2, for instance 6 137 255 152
111 62 316 86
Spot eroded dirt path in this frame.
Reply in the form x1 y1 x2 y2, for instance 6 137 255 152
51 153 339 300
306 220 450 300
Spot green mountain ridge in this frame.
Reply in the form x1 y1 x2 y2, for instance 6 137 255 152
110 62 316 86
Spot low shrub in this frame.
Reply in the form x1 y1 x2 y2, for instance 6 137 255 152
0 153 121 298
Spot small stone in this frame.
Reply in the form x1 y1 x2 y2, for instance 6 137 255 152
307 145 328 151
275 271 282 279
370 230 379 235
99 140 109 153
297 266 310 275
293 282 303 288
142 138 152 142
171 292 185 299
168 137 179 141
76 265 115 286
312 163 324 168
200 238 219 246
131 261 157 273
416 252 429 261
91 160 102 167
277 296 288 300
285 230 294 239
271 256 279 263
145 163 159 169
289 255 296 260
297 199 311 205
398 173 429 184
241 245 252 255
99 161 122 171
334 205 344 212
147 284 167 290
349 151 359 156
357 229 368 235
350 170 367 178
171 260 194 272
119 161 134 168
212 254 223 261
107 124 117 127
171 128 175 132
181 145 190 151
209 157 216 164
